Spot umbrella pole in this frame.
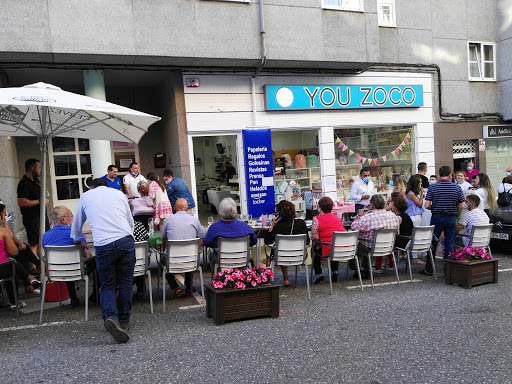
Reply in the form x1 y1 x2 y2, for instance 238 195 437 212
39 108 48 284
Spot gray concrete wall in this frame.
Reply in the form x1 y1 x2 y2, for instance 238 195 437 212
497 0 512 119
0 0 503 118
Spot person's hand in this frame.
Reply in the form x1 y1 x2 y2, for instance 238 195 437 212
361 194 370 200
18 243 26 251
84 247 92 258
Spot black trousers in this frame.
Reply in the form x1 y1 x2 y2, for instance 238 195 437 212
312 247 339 275
0 260 29 305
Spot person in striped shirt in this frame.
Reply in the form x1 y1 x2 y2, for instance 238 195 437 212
422 166 465 275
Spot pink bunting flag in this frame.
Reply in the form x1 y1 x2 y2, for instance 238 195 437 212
361 157 367 164
355 156 361 163
338 141 343 148
395 148 400 154
406 132 411 139
373 158 378 165
398 145 403 151
342 145 348 151
403 137 409 143
382 155 387 162
339 140 345 147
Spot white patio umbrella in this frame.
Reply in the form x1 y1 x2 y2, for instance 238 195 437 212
0 82 161 265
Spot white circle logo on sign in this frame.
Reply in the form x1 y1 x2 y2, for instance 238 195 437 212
275 87 294 108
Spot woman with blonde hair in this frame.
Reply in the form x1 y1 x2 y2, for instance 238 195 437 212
473 173 497 216
391 173 406 196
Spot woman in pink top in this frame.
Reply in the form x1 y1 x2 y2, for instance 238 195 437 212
146 173 173 227
0 202 40 310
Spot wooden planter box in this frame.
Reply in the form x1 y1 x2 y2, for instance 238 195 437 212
445 259 498 289
204 283 281 325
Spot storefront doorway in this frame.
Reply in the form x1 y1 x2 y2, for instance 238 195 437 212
192 134 239 224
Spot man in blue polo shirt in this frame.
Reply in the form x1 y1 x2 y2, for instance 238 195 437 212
42 206 95 307
422 165 465 275
100 165 122 190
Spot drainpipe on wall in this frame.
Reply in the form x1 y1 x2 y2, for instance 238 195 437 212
251 0 266 126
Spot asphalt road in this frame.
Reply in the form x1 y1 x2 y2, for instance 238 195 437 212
1 249 512 384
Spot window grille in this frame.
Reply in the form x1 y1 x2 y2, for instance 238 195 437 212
452 140 476 159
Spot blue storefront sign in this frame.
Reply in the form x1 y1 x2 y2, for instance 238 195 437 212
265 85 423 111
243 129 275 217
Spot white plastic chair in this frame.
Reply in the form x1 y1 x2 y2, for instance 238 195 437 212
327 231 362 293
213 236 251 274
40 245 88 324
160 238 204 313
459 224 494 257
395 225 436 282
366 228 399 288
268 234 310 300
134 241 153 313
0 260 19 318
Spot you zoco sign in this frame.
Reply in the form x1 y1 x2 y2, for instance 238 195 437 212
264 85 423 111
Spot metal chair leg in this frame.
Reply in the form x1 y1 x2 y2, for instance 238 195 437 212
429 249 437 280
84 275 89 321
368 254 374 288
355 257 363 291
391 251 400 286
327 261 333 295
39 277 49 325
406 250 413 282
147 270 153 314
162 266 167 313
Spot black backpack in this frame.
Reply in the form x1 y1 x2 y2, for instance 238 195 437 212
497 184 512 207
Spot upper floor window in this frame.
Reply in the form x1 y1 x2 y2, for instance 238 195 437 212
377 0 396 27
468 42 496 82
323 0 364 12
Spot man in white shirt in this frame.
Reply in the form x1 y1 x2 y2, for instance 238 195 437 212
455 194 489 247
349 167 374 213
123 162 147 199
71 178 135 344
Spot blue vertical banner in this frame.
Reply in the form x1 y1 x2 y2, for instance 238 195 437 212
243 129 275 217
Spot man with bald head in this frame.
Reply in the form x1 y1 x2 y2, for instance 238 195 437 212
42 206 95 307
160 198 205 297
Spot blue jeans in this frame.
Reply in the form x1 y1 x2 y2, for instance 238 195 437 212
95 236 136 323
425 215 456 274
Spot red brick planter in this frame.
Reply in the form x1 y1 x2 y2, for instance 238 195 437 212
204 283 281 325
445 259 498 289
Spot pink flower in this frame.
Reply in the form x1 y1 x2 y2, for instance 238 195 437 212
235 281 246 289
262 275 268 283
251 280 257 287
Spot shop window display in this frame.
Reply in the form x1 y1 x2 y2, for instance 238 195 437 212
333 126 414 200
271 130 318 217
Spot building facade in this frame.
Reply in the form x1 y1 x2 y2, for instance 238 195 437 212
0 0 510 231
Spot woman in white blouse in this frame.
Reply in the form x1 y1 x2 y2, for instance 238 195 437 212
473 173 497 216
